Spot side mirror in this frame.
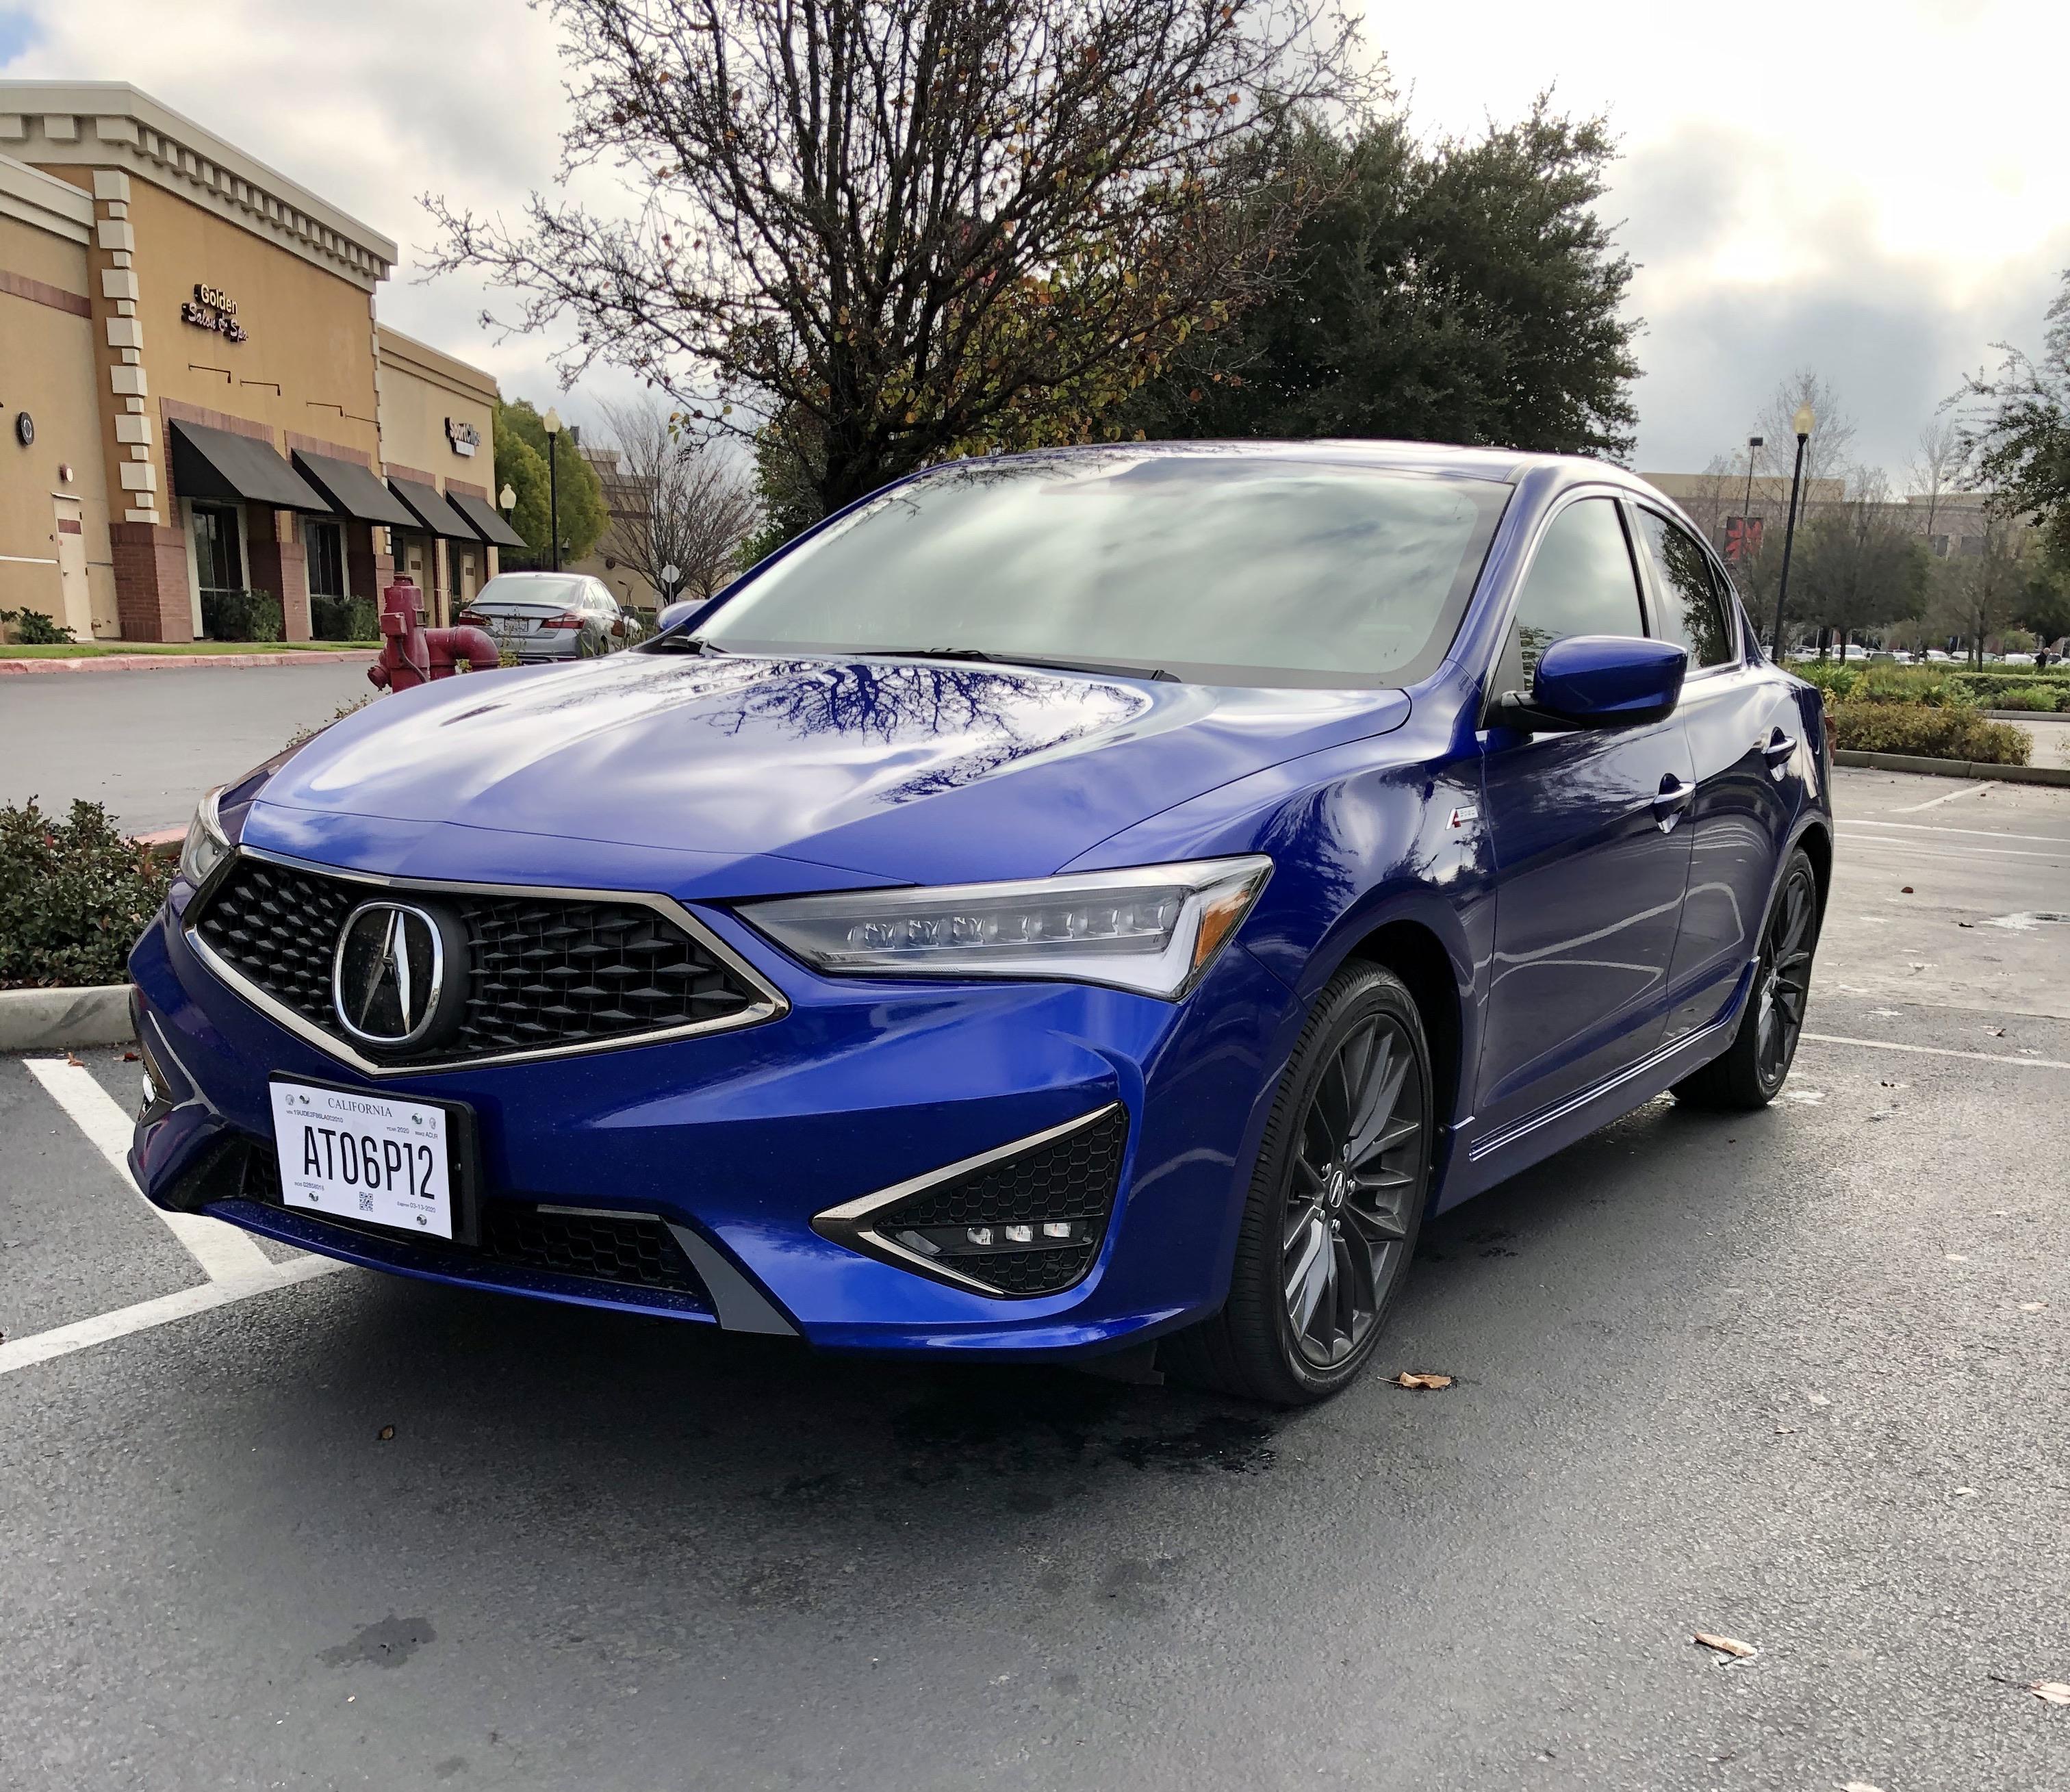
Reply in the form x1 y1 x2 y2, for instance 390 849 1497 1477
1509 635 1689 730
656 597 702 633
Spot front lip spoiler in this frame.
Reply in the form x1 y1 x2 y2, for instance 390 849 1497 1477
811 1104 1123 1297
182 843 791 1079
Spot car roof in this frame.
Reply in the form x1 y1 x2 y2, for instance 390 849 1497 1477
934 439 1658 492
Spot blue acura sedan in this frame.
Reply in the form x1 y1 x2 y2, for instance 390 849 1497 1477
129 443 1830 1404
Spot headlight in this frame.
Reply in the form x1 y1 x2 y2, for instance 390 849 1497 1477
177 784 231 888
739 856 1272 999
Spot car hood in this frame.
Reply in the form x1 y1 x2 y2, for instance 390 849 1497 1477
248 651 1411 891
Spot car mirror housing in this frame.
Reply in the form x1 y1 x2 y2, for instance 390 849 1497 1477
1512 635 1689 730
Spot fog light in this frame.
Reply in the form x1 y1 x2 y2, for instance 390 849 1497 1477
1042 1222 1073 1240
966 1226 994 1246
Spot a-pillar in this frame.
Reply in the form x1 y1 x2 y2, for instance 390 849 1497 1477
243 507 311 642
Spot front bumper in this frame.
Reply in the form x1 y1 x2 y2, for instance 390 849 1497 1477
129 873 1296 1358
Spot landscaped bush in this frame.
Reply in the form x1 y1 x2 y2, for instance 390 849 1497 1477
0 606 76 644
1796 661 1975 708
1990 684 2069 713
309 593 379 642
0 799 172 989
1829 702 2032 765
199 587 283 643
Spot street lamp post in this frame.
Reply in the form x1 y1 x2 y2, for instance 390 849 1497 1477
1741 434 1763 565
1768 404 1815 661
541 407 563 572
498 481 517 520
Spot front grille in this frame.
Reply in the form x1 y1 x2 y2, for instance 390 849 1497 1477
190 855 766 1067
856 1106 1128 1298
233 1145 707 1300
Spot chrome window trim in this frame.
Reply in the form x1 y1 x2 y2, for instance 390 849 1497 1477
812 1103 1123 1298
183 843 790 1078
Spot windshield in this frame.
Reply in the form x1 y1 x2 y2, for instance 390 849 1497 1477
702 453 1508 687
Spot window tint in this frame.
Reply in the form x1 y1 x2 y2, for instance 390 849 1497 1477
1633 509 1736 668
1492 497 1644 696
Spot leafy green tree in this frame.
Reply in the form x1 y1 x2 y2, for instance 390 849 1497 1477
494 399 610 568
1958 268 2070 564
1123 102 1639 455
1792 472 1929 656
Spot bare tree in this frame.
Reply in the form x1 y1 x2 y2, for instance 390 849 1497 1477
1792 466 1928 659
1905 416 1967 541
597 398 761 602
1759 369 1858 505
1928 507 2030 667
426 0 1374 524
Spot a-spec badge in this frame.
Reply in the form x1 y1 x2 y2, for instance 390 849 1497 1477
1447 804 1481 829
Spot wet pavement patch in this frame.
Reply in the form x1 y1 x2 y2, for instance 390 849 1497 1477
318 1614 436 1669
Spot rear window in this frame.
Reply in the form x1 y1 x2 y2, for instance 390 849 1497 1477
704 453 1510 687
474 576 592 610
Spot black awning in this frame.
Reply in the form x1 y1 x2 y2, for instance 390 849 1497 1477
170 420 329 512
445 489 528 551
387 477 479 543
291 450 417 530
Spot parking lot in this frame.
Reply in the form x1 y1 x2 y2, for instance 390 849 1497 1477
3 766 2067 1791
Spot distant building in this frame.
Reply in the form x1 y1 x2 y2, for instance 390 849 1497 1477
568 441 663 613
1639 471 2014 567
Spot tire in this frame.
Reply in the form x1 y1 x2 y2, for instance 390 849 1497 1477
1673 845 1821 1112
1165 962 1434 1407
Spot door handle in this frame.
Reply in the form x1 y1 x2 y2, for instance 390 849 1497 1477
1652 775 1696 834
1762 729 1798 780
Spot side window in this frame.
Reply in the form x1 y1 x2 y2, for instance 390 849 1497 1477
1633 509 1737 668
1491 497 1646 698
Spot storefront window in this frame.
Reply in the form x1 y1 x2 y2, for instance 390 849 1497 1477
303 518 347 598
193 504 244 593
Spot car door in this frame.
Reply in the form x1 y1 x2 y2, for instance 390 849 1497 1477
1628 502 1806 1044
1473 494 1697 1140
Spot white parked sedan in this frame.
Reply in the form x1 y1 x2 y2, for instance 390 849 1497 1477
459 572 641 663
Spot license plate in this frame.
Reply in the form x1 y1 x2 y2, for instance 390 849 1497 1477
270 1079 455 1240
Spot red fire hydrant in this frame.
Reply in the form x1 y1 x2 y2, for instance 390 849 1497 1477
366 580 500 693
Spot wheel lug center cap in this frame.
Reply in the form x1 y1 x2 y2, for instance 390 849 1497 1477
1326 1166 1349 1210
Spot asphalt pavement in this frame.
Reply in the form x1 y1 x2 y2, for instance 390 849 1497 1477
0 660 375 834
2 767 2067 1791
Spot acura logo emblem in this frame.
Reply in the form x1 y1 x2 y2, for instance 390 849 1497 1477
333 901 446 1047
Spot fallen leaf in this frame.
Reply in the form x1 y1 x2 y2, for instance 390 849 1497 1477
1804 1392 1832 1407
2030 1681 2070 1706
1392 1372 1453 1390
1692 1632 1756 1659
2019 1301 2047 1313
376 1424 395 1442
1900 885 1914 894
64 1053 84 1068
1958 921 1975 928
121 1050 141 1061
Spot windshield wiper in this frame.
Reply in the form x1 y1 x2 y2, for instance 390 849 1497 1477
643 633 726 656
861 645 1179 682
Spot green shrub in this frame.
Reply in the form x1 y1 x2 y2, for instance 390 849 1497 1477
1990 684 2068 713
309 593 379 642
1794 659 1859 702
1852 665 1975 708
0 799 172 989
199 587 283 643
1830 702 2032 765
0 606 77 644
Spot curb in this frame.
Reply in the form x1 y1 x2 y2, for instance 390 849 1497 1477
0 984 134 1051
1834 750 2070 786
0 649 376 676
1980 708 2069 721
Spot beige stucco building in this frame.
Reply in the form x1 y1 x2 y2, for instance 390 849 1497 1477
0 81 521 642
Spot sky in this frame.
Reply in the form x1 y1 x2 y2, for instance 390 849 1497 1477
3 0 2066 485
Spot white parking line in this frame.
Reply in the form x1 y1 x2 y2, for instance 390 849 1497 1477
24 1057 273 1281
1801 1033 2070 1071
1845 819 2070 847
1887 781 1997 813
0 1256 342 1376
3 1057 348 1378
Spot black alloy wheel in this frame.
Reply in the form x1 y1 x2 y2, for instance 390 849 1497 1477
1166 963 1434 1405
1674 844 1822 1110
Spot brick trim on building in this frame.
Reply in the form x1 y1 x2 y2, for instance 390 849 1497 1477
0 267 91 316
444 476 488 500
283 428 373 468
109 522 193 643
383 461 435 486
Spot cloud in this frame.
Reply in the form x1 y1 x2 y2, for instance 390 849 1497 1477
0 8 38 66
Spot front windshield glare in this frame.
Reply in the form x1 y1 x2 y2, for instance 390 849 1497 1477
703 455 1507 686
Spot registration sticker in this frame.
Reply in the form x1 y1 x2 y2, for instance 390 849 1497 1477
270 1079 453 1240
